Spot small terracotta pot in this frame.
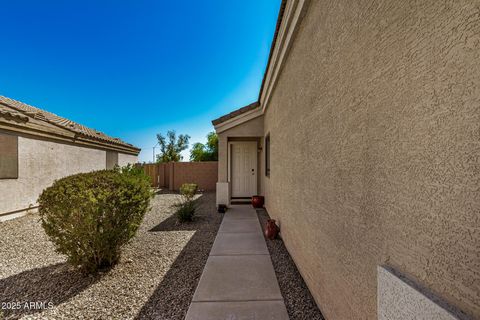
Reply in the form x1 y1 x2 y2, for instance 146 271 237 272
264 219 279 240
251 195 264 208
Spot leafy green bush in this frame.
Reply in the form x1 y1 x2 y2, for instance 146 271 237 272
174 183 198 222
175 200 196 222
179 183 198 199
38 167 152 273
190 131 218 161
117 163 150 178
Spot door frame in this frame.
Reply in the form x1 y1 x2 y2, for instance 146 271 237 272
228 140 258 198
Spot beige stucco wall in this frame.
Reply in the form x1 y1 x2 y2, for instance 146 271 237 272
263 1 480 319
0 136 138 215
118 152 138 167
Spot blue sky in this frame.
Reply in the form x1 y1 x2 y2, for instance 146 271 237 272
0 0 280 162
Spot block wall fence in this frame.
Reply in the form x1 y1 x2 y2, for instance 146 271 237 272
143 161 218 191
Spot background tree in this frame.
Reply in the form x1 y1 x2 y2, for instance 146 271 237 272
190 131 218 161
156 130 190 163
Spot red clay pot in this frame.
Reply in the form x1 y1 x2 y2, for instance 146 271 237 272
251 195 264 208
264 219 279 240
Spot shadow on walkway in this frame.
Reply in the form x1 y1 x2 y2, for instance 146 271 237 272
0 263 100 319
136 192 222 320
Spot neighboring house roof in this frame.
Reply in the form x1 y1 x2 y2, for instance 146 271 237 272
0 105 29 123
0 95 140 154
211 102 260 126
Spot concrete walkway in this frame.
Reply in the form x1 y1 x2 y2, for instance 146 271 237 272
185 205 289 320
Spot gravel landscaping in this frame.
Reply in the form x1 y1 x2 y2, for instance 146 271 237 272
0 192 222 320
1 193 324 320
257 208 325 320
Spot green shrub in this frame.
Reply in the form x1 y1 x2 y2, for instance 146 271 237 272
38 167 152 273
117 163 150 179
179 183 198 200
174 183 198 222
175 200 196 222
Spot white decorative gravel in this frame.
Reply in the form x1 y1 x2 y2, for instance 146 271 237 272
0 192 222 320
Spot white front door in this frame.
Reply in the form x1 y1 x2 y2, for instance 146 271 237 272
231 141 257 198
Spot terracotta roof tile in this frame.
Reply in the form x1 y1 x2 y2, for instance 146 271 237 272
0 95 139 152
0 105 29 122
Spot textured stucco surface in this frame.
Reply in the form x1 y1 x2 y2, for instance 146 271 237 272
118 152 138 167
0 136 137 214
263 1 480 319
0 132 18 178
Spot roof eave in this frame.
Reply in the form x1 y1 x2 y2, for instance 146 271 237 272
210 0 301 129
258 0 309 112
0 96 140 153
0 119 140 155
213 106 264 134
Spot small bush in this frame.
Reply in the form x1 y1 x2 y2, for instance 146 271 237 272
175 200 196 222
179 183 198 200
38 167 152 273
174 183 198 222
117 163 150 179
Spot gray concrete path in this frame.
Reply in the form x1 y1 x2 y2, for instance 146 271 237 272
185 205 289 320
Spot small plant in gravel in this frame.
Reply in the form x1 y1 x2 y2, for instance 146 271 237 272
38 166 152 273
174 183 198 222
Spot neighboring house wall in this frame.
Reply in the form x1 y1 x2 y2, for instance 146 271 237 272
263 1 480 319
0 135 138 216
118 153 138 167
1 136 105 214
106 150 119 169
